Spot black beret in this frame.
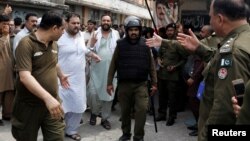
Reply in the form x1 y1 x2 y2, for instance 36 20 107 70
166 23 176 30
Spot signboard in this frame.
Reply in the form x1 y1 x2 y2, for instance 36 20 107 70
153 0 179 29
181 11 210 32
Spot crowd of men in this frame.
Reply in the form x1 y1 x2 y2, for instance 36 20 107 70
1 0 250 141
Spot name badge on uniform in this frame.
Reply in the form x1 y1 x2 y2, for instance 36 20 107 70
218 68 228 79
51 50 58 54
220 58 232 67
34 51 43 57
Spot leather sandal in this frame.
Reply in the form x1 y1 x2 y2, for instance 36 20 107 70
66 133 81 141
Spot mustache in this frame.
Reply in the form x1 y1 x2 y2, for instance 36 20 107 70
74 27 80 30
102 24 110 27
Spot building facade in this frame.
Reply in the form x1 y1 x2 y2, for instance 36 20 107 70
0 0 155 27
1 0 210 30
0 0 68 19
66 0 154 27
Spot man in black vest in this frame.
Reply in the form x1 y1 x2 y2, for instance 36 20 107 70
107 16 157 141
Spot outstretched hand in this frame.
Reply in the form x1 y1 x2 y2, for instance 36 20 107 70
90 32 98 47
3 4 12 15
60 74 70 89
177 29 200 52
146 33 163 48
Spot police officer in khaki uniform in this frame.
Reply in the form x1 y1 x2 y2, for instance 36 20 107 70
146 0 250 140
107 16 157 141
156 23 187 126
11 12 68 141
178 0 250 140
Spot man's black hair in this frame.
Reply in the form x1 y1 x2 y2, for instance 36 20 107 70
25 13 37 21
65 12 80 22
14 17 22 26
213 0 249 21
87 19 96 25
101 14 112 22
39 11 63 30
0 14 10 23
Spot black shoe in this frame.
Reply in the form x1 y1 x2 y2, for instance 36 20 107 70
155 116 166 121
101 120 111 130
166 117 175 126
187 124 198 130
119 133 131 141
2 116 11 121
80 118 83 124
89 114 97 125
189 130 198 136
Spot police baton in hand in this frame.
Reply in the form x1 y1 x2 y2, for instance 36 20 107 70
150 94 158 133
148 81 158 133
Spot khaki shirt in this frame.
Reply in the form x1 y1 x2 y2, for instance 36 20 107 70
197 24 250 140
15 32 59 105
159 40 188 81
0 36 15 92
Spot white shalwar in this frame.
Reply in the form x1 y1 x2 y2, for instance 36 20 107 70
57 31 89 114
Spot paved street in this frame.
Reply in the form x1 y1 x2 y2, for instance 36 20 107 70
0 105 197 141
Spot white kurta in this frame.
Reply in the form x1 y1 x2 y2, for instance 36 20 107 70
88 29 119 101
57 31 89 113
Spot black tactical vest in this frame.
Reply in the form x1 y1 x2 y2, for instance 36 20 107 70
116 38 150 81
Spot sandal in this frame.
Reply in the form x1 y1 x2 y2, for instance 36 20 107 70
66 134 81 141
101 120 111 130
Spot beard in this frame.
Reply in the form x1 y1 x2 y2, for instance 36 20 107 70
101 24 111 31
68 27 80 35
127 33 140 44
129 33 139 39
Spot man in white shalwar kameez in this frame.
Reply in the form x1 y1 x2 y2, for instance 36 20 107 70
57 13 100 141
88 14 120 130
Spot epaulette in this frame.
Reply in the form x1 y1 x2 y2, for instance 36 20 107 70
219 36 236 54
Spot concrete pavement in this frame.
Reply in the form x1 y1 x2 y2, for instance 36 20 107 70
0 107 197 141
